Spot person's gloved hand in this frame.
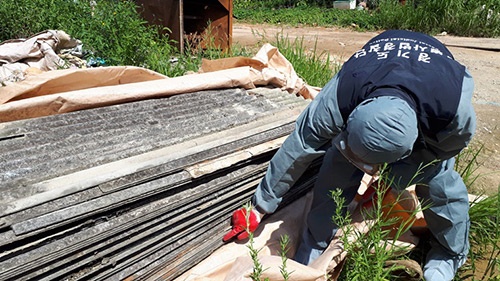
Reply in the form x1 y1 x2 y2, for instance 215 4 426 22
223 207 262 241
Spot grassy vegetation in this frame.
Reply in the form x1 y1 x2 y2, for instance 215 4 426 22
465 192 500 281
234 0 500 37
0 0 252 77
234 2 379 29
266 31 339 87
328 148 500 281
330 166 426 281
455 145 500 281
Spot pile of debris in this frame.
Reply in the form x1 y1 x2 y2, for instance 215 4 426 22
0 30 87 86
0 86 317 280
0 35 323 280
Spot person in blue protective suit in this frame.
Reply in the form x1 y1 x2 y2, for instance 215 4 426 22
223 29 476 281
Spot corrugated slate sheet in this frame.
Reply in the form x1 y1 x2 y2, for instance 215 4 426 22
0 87 320 280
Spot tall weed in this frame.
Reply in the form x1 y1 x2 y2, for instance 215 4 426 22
275 33 336 87
250 30 339 87
332 167 426 281
234 5 377 30
455 144 484 191
462 190 500 281
376 0 500 37
244 203 294 281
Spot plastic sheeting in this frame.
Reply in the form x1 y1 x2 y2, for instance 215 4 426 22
200 44 320 100
0 43 320 122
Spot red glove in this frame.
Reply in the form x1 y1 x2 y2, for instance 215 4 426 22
223 207 261 241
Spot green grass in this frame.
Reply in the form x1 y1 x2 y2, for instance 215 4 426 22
331 166 428 281
375 0 500 37
455 145 500 281
464 190 500 281
0 0 253 77
234 5 378 30
455 144 485 193
234 0 500 37
271 31 339 87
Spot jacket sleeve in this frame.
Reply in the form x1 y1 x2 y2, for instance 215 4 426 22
252 75 345 214
425 69 476 160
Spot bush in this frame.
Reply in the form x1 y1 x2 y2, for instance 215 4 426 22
234 4 378 29
376 0 500 37
234 0 500 37
0 0 177 74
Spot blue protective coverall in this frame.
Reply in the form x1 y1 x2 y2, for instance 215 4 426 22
251 30 476 279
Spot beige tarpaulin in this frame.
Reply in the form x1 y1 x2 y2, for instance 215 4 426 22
174 184 424 281
0 43 320 122
0 66 167 105
200 44 320 100
0 30 82 86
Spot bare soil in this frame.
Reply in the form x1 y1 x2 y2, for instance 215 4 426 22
233 23 500 195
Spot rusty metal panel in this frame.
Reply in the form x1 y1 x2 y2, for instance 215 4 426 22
183 0 232 50
135 0 182 48
134 0 232 50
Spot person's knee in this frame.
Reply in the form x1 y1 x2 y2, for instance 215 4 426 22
424 207 470 255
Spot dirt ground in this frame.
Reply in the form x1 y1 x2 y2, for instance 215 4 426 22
233 23 500 195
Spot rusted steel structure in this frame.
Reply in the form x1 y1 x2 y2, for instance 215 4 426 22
134 0 233 51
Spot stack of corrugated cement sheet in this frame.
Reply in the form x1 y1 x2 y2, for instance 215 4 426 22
0 87 321 281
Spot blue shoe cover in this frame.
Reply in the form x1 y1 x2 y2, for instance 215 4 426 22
423 248 466 281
